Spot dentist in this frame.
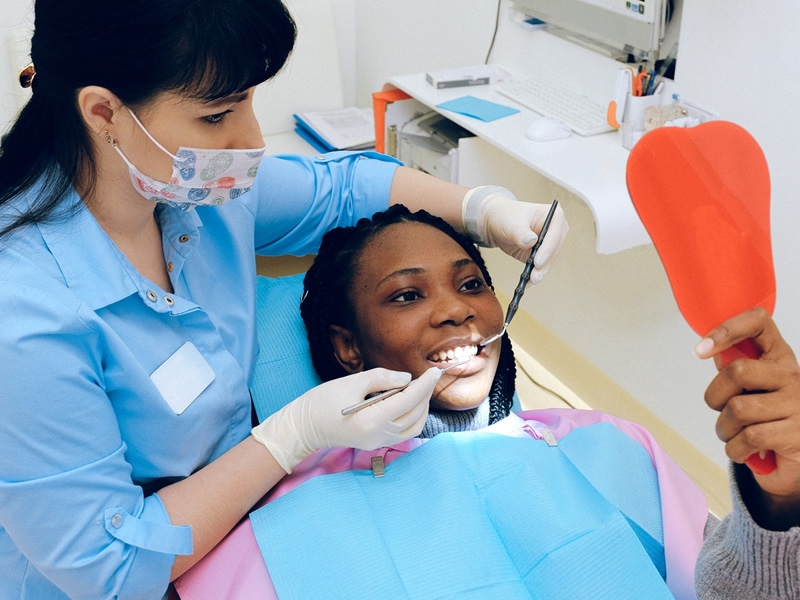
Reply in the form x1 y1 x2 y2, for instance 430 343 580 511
0 1 567 598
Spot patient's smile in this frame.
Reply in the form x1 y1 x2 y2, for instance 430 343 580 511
428 345 478 365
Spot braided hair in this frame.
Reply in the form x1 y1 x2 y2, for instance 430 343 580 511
300 204 516 424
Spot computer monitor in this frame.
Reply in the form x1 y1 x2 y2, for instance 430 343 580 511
511 0 678 64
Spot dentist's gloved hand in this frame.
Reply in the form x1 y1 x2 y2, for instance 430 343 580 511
252 367 441 473
462 185 568 284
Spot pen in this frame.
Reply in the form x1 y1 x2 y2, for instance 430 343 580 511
633 70 645 97
650 42 679 95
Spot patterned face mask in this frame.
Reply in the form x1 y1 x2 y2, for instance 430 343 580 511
111 109 266 210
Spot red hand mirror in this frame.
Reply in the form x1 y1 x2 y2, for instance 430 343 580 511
626 120 776 475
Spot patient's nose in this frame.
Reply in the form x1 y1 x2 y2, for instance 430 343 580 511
431 290 474 327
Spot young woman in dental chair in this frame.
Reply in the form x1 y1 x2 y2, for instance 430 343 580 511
177 205 717 599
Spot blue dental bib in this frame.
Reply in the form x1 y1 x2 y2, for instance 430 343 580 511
251 423 670 599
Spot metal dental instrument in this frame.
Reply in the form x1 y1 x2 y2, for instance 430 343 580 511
477 198 560 350
341 359 471 416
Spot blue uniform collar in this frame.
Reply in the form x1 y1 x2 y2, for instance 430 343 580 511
36 190 202 311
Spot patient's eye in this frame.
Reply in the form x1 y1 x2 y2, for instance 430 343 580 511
390 289 423 303
460 277 486 293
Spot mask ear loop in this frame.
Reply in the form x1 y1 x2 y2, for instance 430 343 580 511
126 108 182 161
103 128 139 172
102 125 172 194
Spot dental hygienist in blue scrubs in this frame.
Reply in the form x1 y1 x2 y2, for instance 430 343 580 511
0 1 567 598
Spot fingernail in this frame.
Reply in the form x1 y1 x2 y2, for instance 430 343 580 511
389 371 412 386
521 232 537 246
695 337 714 357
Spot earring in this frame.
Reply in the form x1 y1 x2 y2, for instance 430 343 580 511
102 130 117 147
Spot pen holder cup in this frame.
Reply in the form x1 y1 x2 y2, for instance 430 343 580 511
620 93 662 150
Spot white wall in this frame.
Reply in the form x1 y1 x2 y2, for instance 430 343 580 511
0 0 33 132
0 1 498 128
351 0 498 103
674 1 800 355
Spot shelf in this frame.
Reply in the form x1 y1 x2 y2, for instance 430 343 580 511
389 70 651 255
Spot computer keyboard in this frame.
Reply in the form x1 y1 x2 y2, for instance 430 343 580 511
495 77 613 137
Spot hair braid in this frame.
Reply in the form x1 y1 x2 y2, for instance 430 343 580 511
301 205 516 421
300 226 363 381
489 335 516 423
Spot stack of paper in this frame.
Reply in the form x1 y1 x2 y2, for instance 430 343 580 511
293 107 375 152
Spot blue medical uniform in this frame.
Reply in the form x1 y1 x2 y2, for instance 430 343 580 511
0 151 398 599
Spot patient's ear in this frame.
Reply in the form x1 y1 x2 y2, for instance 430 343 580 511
330 325 364 373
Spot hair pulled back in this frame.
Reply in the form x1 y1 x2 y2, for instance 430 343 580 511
300 204 516 424
0 0 296 240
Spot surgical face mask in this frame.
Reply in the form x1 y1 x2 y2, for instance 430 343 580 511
110 109 266 210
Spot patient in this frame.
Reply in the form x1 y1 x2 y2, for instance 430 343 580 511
301 204 515 436
176 206 709 599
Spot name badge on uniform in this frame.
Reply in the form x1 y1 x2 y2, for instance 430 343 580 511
150 342 215 414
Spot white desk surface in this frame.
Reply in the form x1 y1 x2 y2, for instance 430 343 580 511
389 70 652 255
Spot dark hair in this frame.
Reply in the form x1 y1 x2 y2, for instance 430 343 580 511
301 205 516 424
0 0 296 240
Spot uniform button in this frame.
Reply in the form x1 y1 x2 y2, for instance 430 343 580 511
167 261 174 273
178 234 190 243
111 514 124 528
164 296 174 306
146 290 158 302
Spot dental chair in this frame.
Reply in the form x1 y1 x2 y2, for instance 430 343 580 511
251 274 321 420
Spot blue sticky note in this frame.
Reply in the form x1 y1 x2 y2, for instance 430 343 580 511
436 95 520 122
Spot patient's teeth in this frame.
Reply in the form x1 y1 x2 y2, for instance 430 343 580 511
430 345 478 363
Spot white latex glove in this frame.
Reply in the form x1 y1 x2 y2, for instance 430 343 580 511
252 367 441 473
462 185 568 283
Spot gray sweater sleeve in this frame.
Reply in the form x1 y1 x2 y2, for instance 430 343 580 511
695 464 800 599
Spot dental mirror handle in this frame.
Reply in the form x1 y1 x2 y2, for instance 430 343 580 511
503 199 559 327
